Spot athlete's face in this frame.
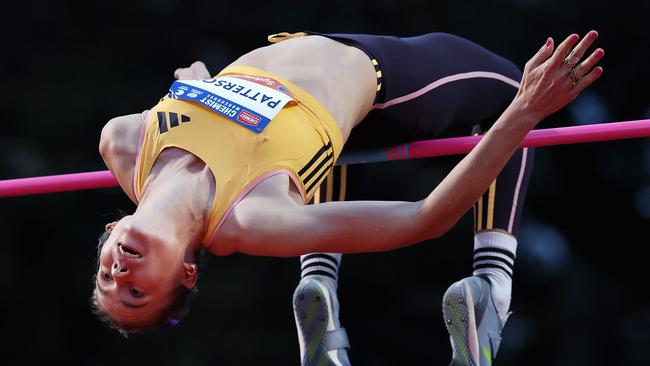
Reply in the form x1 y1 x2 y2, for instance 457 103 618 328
95 216 188 327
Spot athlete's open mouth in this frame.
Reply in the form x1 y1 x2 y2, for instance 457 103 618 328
118 243 143 258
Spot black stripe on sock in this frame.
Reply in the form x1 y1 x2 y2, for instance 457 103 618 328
301 253 340 266
473 255 515 270
473 262 513 278
301 270 336 280
299 142 332 176
474 247 516 260
301 261 338 274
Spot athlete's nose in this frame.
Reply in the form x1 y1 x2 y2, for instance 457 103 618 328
111 262 129 277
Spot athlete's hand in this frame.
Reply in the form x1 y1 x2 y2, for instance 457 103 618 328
173 61 212 80
514 30 604 124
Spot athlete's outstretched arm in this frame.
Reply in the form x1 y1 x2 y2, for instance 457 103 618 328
234 33 604 257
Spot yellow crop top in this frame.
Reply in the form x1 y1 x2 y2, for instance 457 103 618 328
133 65 344 244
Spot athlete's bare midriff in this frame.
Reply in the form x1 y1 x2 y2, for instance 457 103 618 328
227 35 378 141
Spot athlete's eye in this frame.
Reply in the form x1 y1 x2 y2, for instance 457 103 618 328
130 288 144 298
101 271 111 281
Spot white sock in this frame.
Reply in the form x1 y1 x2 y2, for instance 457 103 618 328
472 231 517 323
300 253 342 290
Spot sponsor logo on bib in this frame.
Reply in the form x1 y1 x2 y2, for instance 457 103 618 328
237 110 262 126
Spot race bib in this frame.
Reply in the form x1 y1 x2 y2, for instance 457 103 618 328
168 74 295 133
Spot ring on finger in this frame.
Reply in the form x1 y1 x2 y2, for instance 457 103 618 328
569 67 581 85
564 55 580 68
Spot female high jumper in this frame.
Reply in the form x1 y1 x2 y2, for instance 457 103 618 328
94 30 603 366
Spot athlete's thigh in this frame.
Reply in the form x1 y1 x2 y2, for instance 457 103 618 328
347 33 522 149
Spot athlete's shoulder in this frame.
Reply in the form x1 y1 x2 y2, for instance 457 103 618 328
99 111 146 155
99 111 147 203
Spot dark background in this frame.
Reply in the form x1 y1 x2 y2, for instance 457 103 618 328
1 0 649 365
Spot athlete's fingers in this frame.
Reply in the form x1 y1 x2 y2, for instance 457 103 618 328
189 61 211 79
174 67 193 80
191 61 207 69
549 33 580 67
564 30 599 67
524 37 554 72
573 66 604 95
573 48 605 79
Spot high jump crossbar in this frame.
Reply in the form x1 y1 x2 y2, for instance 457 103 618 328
1 119 650 198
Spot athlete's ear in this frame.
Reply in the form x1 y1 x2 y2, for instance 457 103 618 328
105 222 117 233
180 263 198 289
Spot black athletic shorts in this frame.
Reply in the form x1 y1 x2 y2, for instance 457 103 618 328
311 32 522 150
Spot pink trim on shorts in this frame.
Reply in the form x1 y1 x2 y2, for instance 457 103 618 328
372 71 520 110
508 147 528 233
206 169 306 245
132 111 151 202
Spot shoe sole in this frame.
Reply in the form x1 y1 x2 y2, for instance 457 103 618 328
443 280 480 366
294 280 342 366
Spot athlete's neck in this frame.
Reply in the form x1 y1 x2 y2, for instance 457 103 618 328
135 153 214 254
